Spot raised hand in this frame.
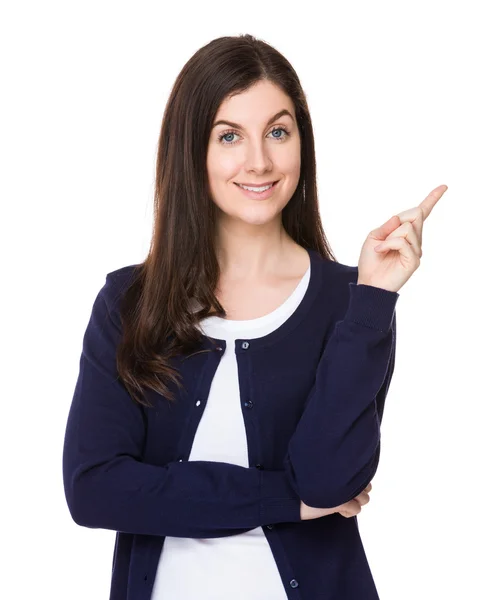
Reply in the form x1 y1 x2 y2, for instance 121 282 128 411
357 184 448 293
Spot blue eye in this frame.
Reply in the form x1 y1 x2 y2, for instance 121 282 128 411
218 126 290 146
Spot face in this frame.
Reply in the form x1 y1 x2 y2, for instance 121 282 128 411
206 80 301 230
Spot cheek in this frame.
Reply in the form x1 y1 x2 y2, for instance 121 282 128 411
207 148 239 178
280 149 301 173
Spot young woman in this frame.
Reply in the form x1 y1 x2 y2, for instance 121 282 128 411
62 33 446 600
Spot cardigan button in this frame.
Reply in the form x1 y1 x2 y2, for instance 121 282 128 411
255 464 263 470
266 524 274 530
241 341 250 349
290 579 299 588
244 400 253 409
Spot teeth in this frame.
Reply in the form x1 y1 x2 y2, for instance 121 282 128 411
238 183 274 192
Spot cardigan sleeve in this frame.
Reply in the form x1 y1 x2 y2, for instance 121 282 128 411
62 274 302 539
282 281 398 509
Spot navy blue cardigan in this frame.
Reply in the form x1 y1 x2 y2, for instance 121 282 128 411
62 247 398 599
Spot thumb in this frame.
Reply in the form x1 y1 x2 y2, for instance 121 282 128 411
371 215 401 241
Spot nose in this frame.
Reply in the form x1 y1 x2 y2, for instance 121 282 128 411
244 140 273 173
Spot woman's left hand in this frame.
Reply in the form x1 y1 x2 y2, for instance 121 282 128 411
357 184 448 293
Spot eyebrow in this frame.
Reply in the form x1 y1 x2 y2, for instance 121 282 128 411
212 109 294 130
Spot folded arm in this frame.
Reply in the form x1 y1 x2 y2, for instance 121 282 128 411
62 274 302 538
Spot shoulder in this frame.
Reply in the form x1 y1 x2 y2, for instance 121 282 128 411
321 257 358 281
106 263 142 286
317 254 358 289
312 255 360 319
100 263 143 311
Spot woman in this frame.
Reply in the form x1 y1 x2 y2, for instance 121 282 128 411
62 33 446 600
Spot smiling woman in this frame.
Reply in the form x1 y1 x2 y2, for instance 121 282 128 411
62 32 397 600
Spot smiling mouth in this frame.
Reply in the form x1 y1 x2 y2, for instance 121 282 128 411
234 180 280 189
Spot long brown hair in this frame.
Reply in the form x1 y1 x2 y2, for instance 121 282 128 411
116 33 337 408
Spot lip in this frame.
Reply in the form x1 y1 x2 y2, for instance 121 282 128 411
235 180 278 186
234 180 280 200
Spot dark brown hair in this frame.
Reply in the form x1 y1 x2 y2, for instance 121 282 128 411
116 33 337 408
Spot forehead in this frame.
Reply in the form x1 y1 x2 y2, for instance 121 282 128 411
213 81 295 127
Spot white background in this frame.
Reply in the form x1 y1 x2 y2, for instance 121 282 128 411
1 1 491 598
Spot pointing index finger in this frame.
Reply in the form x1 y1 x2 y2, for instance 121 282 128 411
419 184 448 220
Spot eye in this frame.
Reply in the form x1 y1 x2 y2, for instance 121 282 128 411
217 126 290 146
